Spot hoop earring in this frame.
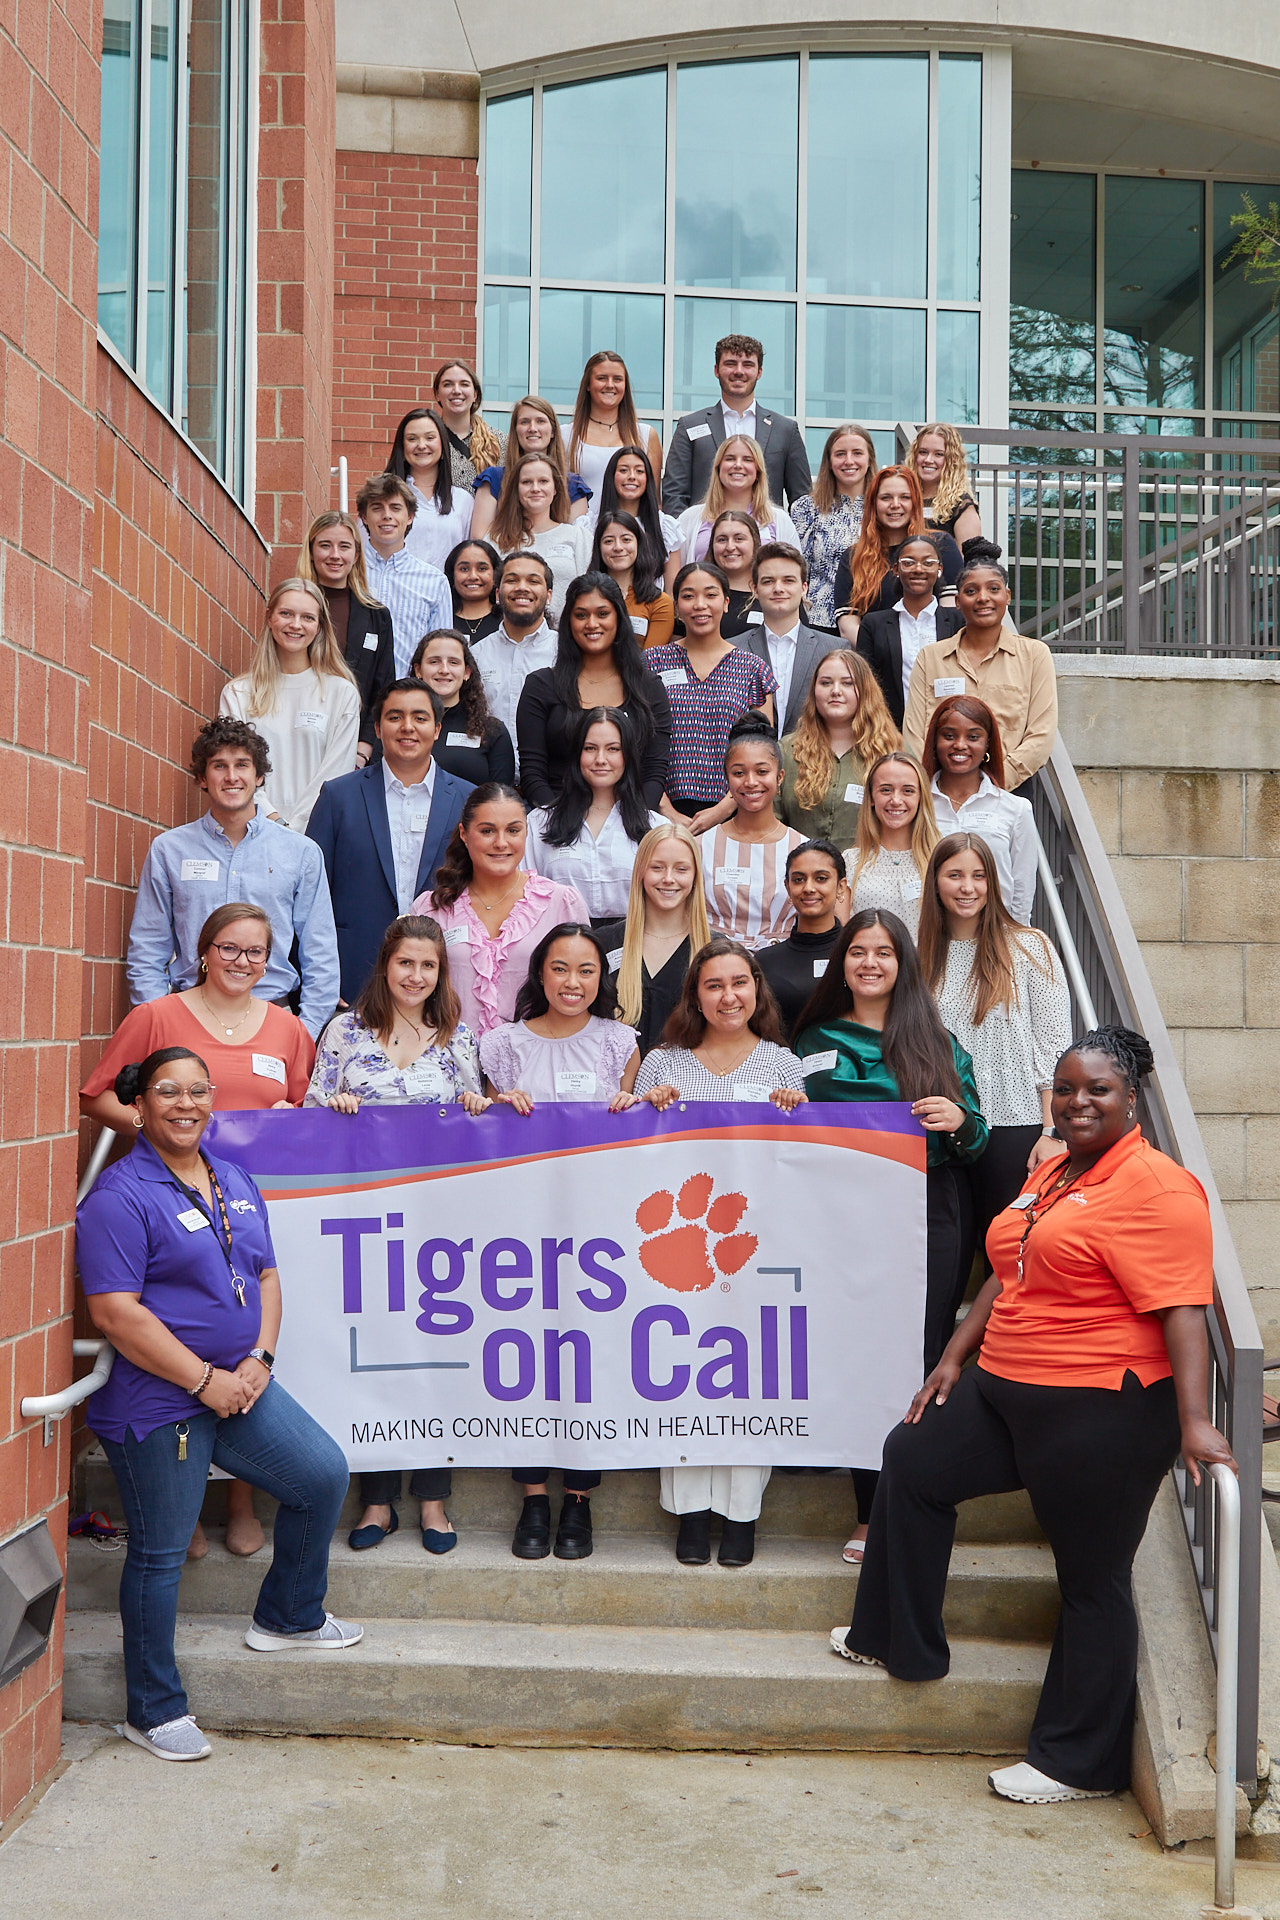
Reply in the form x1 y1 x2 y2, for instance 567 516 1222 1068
982 750 990 764
198 958 207 977
132 1113 143 1129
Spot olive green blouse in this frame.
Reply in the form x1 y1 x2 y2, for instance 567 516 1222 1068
775 739 866 849
793 1017 988 1168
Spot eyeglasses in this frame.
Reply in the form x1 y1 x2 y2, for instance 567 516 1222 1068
149 1082 217 1103
209 942 269 965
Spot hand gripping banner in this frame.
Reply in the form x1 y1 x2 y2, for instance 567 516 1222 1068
205 1102 927 1471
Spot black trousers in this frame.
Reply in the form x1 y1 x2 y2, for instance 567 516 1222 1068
845 1365 1181 1792
359 1469 452 1504
968 1124 1043 1273
510 1469 601 1492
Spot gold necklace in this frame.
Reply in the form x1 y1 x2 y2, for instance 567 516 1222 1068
470 875 521 912
199 988 254 1038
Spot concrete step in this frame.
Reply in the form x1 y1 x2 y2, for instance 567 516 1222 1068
66 1530 1060 1642
62 1611 1049 1753
74 1451 1042 1543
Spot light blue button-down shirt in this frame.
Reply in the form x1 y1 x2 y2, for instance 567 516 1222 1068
363 545 453 678
125 810 340 1038
382 755 437 913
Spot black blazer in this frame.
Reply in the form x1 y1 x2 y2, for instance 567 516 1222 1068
340 598 397 749
737 622 849 737
514 669 673 810
856 606 966 730
306 760 474 1003
661 403 812 514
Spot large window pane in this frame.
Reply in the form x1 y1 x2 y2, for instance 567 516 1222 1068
806 306 924 422
675 58 797 291
144 0 177 405
805 425 897 474
483 287 531 405
185 0 231 470
937 310 979 423
937 56 981 301
1103 177 1203 409
1213 183 1280 418
98 0 138 356
807 55 927 299
1010 170 1096 408
484 93 532 276
539 291 663 410
674 298 795 414
542 72 665 284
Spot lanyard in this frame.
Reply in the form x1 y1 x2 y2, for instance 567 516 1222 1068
1014 1164 1087 1286
172 1157 249 1306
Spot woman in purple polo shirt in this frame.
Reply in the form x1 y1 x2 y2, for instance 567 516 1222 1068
77 1044 361 1763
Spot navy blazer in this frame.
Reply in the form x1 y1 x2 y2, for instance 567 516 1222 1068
306 760 474 1003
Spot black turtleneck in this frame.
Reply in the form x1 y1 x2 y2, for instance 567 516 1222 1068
756 923 842 1040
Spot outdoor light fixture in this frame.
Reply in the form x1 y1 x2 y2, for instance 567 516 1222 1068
0 1521 63 1688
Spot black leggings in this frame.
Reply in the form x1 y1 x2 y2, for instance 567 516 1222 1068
968 1124 1043 1273
845 1365 1181 1792
359 1469 452 1504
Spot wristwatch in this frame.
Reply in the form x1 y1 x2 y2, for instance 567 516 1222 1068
247 1347 275 1370
1041 1126 1060 1140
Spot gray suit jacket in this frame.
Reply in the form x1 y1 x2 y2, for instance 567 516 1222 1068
737 623 848 737
661 402 812 514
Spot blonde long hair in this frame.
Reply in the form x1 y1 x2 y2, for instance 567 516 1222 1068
703 435 776 528
241 578 357 719
295 512 381 609
491 453 572 554
848 750 938 892
787 651 900 812
811 424 878 516
615 823 711 1028
916 832 1056 1021
906 423 975 528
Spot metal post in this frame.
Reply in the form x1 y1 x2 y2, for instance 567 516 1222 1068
1207 1462 1242 1917
1122 441 1141 653
331 457 348 513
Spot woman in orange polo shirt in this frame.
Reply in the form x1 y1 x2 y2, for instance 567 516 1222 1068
829 1025 1235 1806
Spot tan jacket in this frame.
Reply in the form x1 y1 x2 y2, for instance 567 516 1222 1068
902 627 1057 789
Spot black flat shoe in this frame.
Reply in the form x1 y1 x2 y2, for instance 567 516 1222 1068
553 1494 593 1560
348 1508 399 1551
676 1509 712 1565
511 1494 551 1559
717 1517 756 1567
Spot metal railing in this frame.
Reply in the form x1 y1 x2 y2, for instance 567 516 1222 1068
1205 1462 1243 1916
1030 737 1264 1792
893 423 1280 659
19 1339 115 1445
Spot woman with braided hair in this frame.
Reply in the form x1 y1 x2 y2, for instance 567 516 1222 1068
830 1024 1236 1808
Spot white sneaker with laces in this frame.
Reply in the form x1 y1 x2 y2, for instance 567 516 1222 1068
120 1715 212 1761
988 1761 1112 1804
244 1611 363 1651
828 1627 885 1666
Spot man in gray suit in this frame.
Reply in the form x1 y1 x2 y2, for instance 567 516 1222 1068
662 333 812 514
738 542 847 736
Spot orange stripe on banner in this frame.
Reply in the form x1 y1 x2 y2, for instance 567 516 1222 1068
255 1123 925 1203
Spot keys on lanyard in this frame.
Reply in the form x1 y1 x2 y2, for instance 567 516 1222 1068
175 1160 249 1306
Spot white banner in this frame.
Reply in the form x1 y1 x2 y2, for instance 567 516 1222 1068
205 1102 927 1472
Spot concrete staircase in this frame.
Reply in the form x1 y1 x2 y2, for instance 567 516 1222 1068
64 1458 1055 1753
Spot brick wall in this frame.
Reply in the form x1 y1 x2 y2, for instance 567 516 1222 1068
0 0 99 1824
332 150 478 490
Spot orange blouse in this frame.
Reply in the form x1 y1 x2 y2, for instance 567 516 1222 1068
81 998 315 1111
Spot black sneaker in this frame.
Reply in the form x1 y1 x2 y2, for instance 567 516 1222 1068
511 1494 552 1559
717 1517 756 1567
553 1493 593 1560
675 1509 713 1565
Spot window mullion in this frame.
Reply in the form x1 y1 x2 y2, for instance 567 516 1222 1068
529 83 543 396
795 47 808 443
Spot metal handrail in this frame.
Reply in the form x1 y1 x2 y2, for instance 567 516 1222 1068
20 1338 115 1439
1205 1462 1243 1914
331 455 348 512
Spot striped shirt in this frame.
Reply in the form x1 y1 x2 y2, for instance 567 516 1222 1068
703 824 807 951
362 545 453 678
644 642 777 805
633 1039 806 1100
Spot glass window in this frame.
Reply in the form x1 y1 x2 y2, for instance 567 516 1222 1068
675 58 798 291
1103 177 1203 410
1213 183 1280 418
806 305 924 422
145 0 177 406
674 298 795 415
936 56 982 302
99 0 137 359
805 424 897 475
484 93 532 276
538 291 663 409
936 311 980 423
185 0 232 470
1010 170 1096 408
541 72 665 285
806 54 927 299
483 287 531 405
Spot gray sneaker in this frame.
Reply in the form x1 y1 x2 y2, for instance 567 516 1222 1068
244 1611 363 1651
121 1715 212 1761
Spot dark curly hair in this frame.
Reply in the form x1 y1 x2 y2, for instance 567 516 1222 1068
662 938 783 1050
1059 1025 1154 1093
190 716 271 783
429 782 527 909
408 632 499 743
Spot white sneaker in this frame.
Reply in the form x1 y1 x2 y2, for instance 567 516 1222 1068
121 1715 212 1761
828 1627 885 1666
244 1611 363 1651
988 1761 1112 1804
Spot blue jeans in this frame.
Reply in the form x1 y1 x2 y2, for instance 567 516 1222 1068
101 1380 350 1732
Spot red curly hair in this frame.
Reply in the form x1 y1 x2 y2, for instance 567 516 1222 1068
844 464 927 616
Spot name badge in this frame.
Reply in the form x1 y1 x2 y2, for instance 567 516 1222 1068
176 1207 210 1233
715 866 751 887
363 633 379 651
658 668 686 688
629 616 648 637
746 610 764 624
801 1050 837 1076
687 423 712 442
732 1080 773 1103
409 810 430 831
447 733 483 750
606 948 624 972
934 676 966 698
443 926 469 947
295 710 327 733
180 858 220 882
844 783 864 804
555 1071 596 1099
252 1053 287 1085
1009 1193 1037 1211
813 959 829 978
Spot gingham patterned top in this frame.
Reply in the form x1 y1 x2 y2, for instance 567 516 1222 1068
643 642 778 805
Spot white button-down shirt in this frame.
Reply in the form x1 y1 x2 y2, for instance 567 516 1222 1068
764 621 800 728
524 805 666 922
897 597 938 706
720 399 759 442
470 619 557 753
383 756 437 913
929 770 1039 926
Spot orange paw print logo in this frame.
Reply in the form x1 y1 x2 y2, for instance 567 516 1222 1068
635 1174 758 1293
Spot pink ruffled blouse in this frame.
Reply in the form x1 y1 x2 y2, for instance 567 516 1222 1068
413 874 590 1036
